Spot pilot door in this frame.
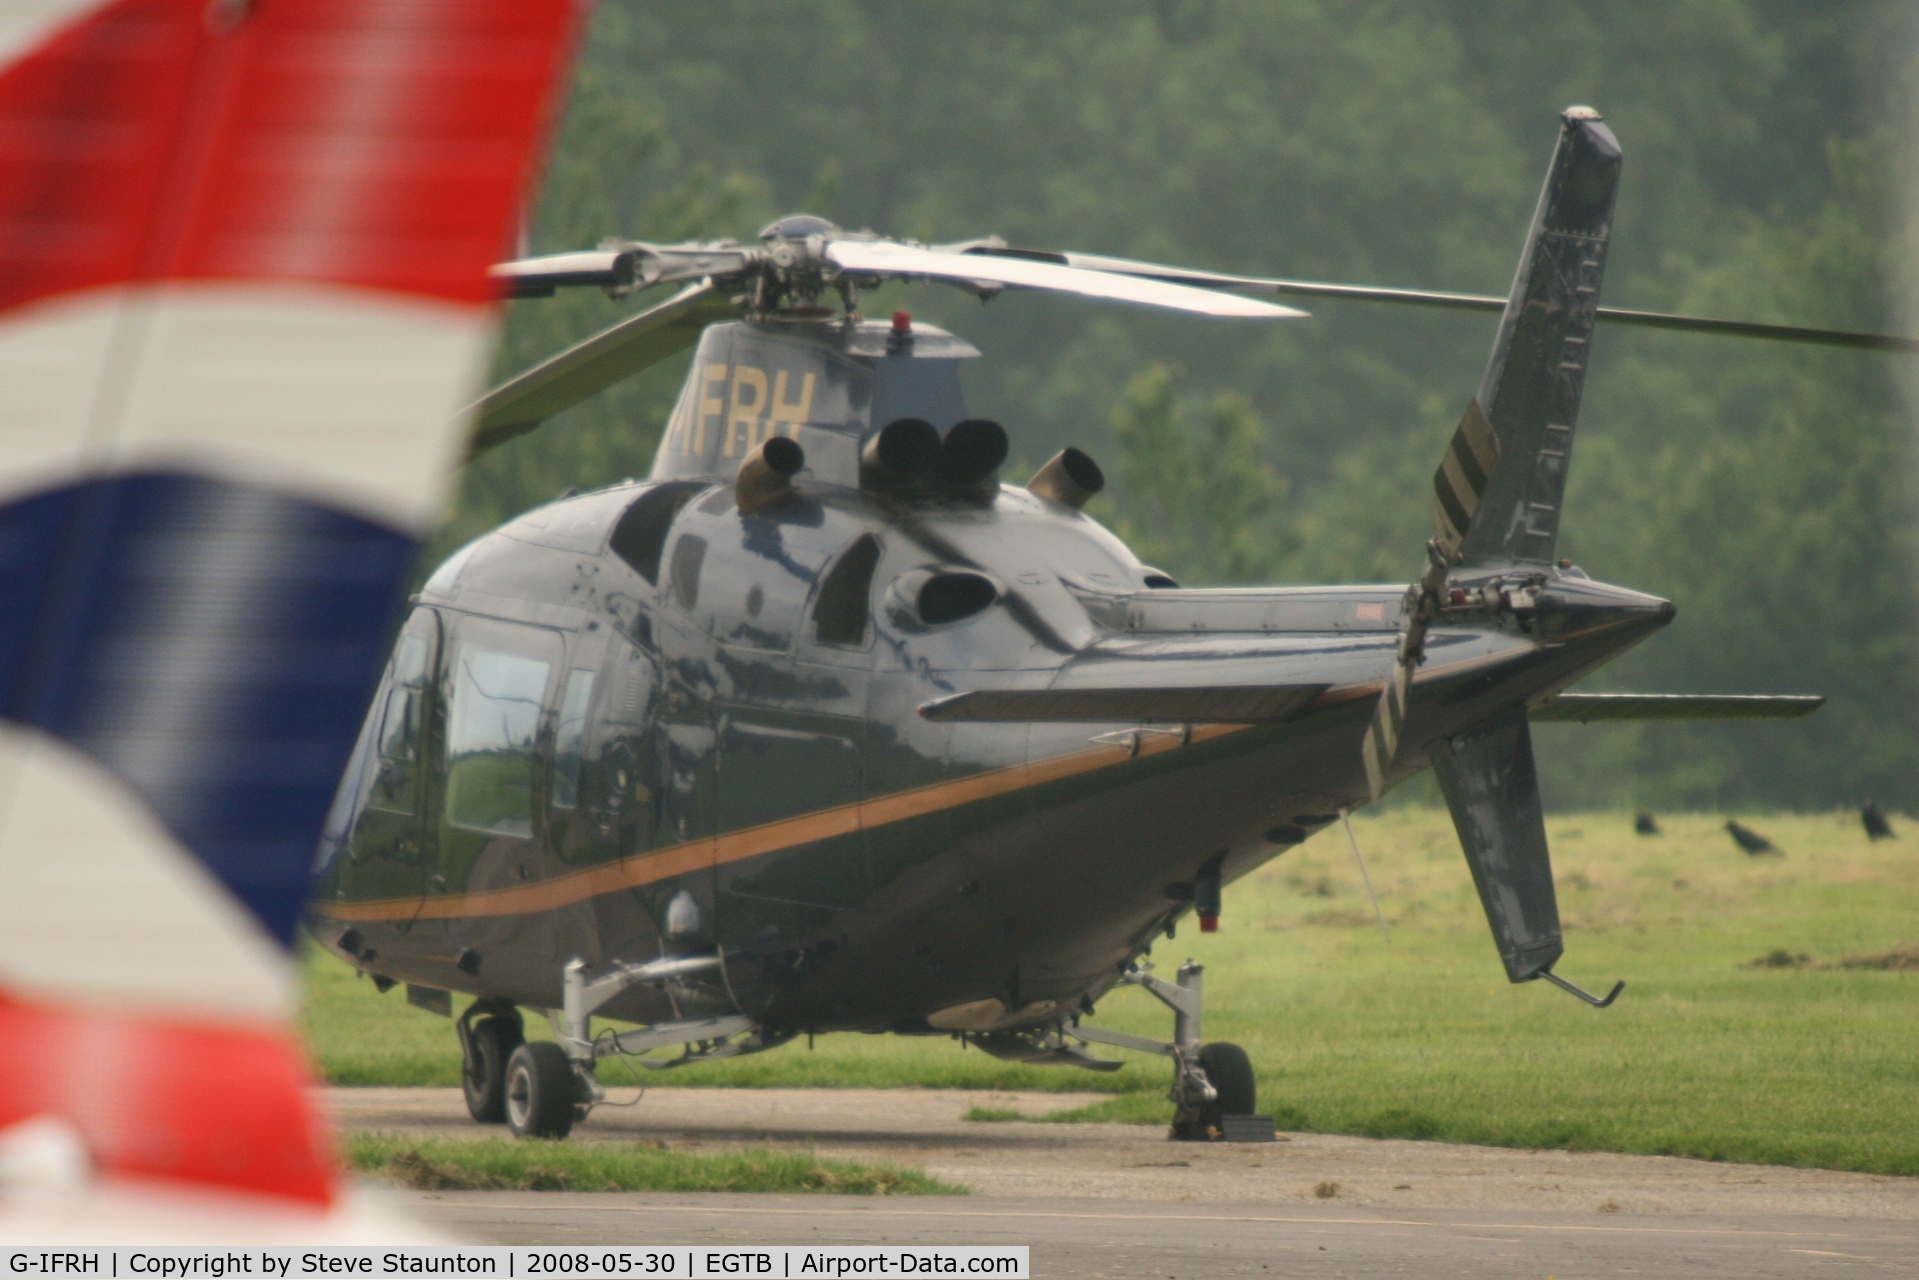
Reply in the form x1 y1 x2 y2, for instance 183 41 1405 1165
341 607 442 927
547 635 666 968
652 524 722 966
641 660 743 1024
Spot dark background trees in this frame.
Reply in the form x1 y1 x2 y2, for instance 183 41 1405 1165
445 0 1918 811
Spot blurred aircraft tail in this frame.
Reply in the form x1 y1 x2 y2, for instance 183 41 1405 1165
0 0 581 1234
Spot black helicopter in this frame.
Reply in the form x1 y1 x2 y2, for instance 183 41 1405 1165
312 108 1848 1141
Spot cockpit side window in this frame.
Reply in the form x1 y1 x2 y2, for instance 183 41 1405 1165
367 633 430 815
611 482 704 584
444 646 550 839
813 533 880 646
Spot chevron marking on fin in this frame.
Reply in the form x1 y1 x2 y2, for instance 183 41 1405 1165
1432 397 1500 559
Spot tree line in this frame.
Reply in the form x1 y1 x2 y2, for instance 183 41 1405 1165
443 0 1918 810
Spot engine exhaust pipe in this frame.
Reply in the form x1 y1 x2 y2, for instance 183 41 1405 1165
1027 447 1104 509
862 417 943 487
941 418 1009 488
736 435 805 513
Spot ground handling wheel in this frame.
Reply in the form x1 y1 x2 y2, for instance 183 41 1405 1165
1172 1042 1256 1140
462 1013 524 1124
504 1041 580 1139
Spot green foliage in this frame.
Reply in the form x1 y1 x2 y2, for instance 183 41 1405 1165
311 807 1919 1176
423 73 771 573
347 1133 961 1195
443 1 1918 806
1096 364 1291 584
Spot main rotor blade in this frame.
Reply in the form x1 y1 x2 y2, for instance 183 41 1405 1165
919 683 1326 723
827 240 1306 319
464 282 742 458
489 249 637 298
977 248 1919 354
1530 693 1825 722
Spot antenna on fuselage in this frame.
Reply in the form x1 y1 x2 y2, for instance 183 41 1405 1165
1338 809 1391 943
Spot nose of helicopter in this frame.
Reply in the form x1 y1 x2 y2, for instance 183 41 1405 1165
1532 573 1676 652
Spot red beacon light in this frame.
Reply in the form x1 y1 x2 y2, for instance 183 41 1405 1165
887 310 914 353
1195 863 1222 932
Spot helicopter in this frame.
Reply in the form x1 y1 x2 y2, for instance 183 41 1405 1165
310 107 1858 1142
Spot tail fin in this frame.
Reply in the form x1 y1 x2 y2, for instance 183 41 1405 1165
1430 711 1561 982
1444 107 1621 568
0 0 578 1230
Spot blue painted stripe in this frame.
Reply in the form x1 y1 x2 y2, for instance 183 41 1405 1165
0 471 415 944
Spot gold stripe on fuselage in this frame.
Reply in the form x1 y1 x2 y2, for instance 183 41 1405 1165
317 640 1540 926
320 722 1248 923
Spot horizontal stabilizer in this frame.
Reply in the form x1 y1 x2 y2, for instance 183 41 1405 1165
919 684 1326 723
1531 694 1824 722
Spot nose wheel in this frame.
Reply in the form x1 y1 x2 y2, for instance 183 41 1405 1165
457 1001 524 1124
504 1041 584 1139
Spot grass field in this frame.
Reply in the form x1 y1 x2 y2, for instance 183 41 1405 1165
347 1134 960 1195
304 809 1919 1175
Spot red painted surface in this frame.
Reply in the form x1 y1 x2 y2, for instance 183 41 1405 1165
0 0 582 314
0 0 585 1209
0 991 336 1206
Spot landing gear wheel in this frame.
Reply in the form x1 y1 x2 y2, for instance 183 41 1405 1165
462 1014 524 1124
504 1041 579 1139
1200 1042 1256 1118
1172 1041 1256 1141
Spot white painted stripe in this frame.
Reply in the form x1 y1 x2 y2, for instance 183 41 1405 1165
0 723 292 1021
0 0 103 67
0 283 490 528
0 288 115 495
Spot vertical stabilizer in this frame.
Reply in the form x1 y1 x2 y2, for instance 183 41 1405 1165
1453 107 1621 567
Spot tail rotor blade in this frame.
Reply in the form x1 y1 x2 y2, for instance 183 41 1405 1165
1360 650 1410 802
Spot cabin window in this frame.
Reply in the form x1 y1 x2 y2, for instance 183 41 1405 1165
814 534 880 645
444 647 551 838
611 482 704 583
368 634 428 814
669 534 707 610
551 668 595 810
